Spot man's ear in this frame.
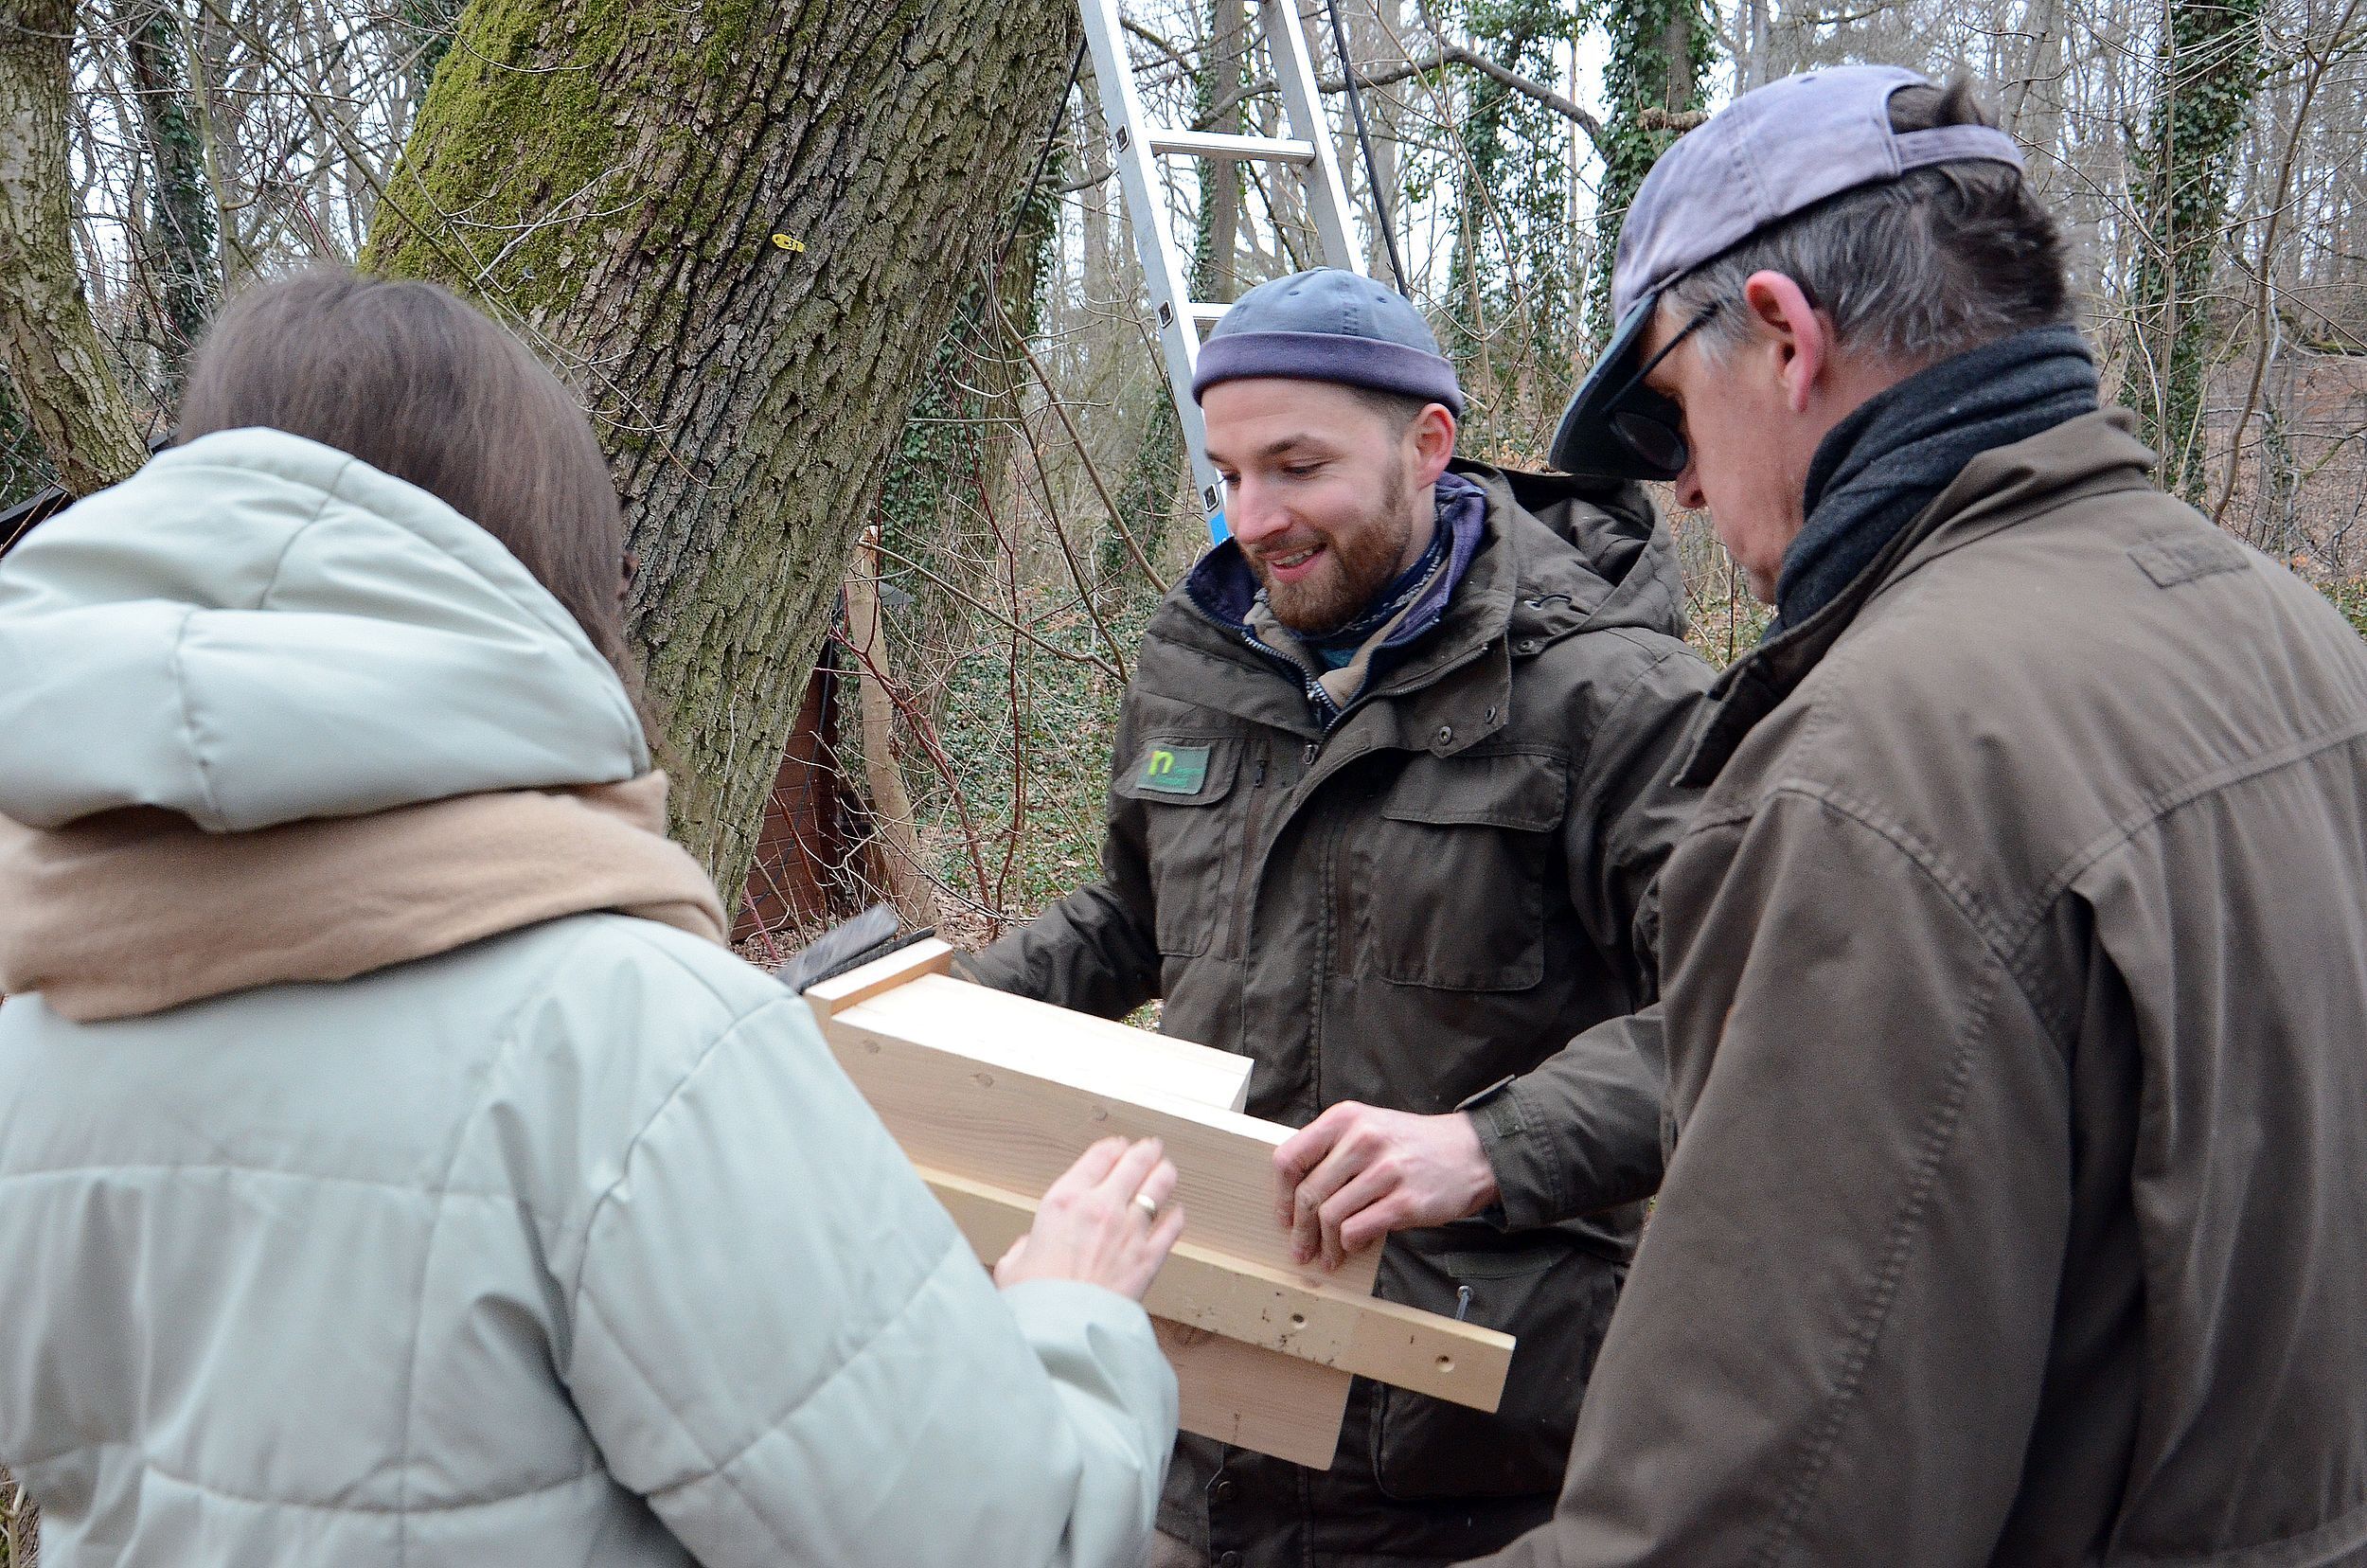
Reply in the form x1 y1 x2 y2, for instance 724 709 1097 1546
1409 404 1456 487
1740 271 1827 415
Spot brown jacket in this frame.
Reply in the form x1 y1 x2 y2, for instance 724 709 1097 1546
969 462 1715 1565
1479 409 2367 1567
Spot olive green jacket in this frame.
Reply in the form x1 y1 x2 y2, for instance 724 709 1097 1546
969 462 1716 1565
1479 410 2367 1567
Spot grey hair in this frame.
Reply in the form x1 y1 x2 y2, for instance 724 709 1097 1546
1663 80 2074 368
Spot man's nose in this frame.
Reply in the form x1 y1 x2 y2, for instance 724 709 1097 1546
1228 477 1288 544
1674 463 1706 514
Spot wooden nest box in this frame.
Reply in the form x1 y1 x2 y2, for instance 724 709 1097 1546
806 941 1515 1468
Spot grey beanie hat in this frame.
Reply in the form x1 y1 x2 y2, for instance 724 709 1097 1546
1192 268 1465 416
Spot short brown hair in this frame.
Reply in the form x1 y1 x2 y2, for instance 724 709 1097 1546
178 272 645 715
1347 384 1446 436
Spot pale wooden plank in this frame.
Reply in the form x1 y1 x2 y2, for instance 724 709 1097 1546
800 936 957 1020
922 1167 1510 1411
823 1008 1381 1296
917 1167 1352 1467
846 973 1253 1113
1157 1321 1353 1470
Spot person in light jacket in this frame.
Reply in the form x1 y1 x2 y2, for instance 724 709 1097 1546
0 270 1184 1568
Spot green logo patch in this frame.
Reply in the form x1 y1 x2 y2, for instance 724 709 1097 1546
1137 743 1212 795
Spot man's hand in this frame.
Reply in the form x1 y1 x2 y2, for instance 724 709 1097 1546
1272 1103 1501 1269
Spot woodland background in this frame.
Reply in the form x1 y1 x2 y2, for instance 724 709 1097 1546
2 0 2364 1548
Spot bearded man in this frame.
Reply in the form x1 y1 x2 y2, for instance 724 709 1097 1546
960 269 1716 1568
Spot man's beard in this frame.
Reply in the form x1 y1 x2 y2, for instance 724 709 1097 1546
1251 467 1416 635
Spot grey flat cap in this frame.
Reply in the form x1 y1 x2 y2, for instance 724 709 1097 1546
1551 65 2027 480
1193 268 1465 416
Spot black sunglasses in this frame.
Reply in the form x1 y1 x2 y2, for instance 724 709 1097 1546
1603 298 1722 478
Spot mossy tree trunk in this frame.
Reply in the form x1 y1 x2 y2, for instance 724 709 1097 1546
2 370 59 511
0 0 152 498
1193 0 1246 301
368 0 1083 905
120 0 221 386
1589 0 1712 333
2127 0 2262 497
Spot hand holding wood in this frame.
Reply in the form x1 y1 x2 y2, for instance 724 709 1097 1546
995 1136 1187 1300
1274 1104 1501 1269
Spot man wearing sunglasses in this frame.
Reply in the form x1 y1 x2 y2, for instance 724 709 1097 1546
961 267 1716 1567
1468 67 2367 1566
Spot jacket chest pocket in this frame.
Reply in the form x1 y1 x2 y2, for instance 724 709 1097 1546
1353 749 1564 991
1117 737 1242 957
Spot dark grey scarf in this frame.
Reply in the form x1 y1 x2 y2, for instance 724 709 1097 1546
1771 324 2099 635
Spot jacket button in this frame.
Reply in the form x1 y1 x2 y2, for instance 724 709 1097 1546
1434 723 1453 746
1210 1478 1234 1503
1516 636 1539 654
1219 1555 1244 1568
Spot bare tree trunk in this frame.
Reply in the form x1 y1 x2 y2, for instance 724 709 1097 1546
367 0 1083 906
2128 0 2263 496
1196 0 1246 299
185 0 243 280
0 0 152 496
845 526 938 926
119 0 220 387
1351 0 1403 280
2 369 57 508
1591 0 1710 332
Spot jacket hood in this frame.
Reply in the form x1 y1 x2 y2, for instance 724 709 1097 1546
1453 459 1687 645
0 428 648 832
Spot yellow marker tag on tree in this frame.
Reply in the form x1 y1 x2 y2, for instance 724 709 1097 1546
771 233 806 252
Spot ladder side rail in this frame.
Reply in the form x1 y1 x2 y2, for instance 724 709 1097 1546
1259 0 1361 273
1077 0 1232 539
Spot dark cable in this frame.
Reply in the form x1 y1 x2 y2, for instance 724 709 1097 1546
1320 0 1411 296
995 36 1092 278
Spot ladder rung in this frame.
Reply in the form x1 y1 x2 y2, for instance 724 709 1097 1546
1184 301 1229 325
1144 127 1317 165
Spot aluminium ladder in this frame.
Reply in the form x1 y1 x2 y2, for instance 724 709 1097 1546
1076 0 1365 542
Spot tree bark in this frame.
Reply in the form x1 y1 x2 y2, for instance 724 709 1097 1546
2 368 58 509
1590 0 1710 333
119 0 221 385
0 0 153 497
2128 0 2263 497
1350 0 1403 281
1194 0 1246 300
367 0 1083 905
845 526 938 926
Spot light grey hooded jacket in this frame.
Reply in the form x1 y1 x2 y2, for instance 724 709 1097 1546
0 429 1177 1567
